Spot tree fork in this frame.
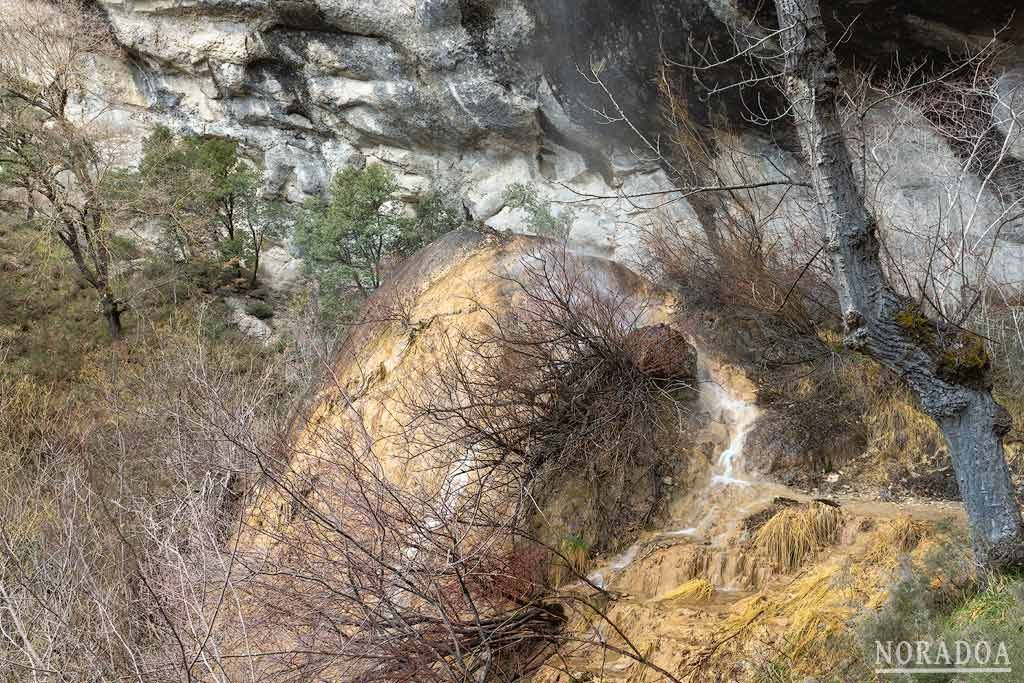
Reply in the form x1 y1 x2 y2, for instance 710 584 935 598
773 0 1024 574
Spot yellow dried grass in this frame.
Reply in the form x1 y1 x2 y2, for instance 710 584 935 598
776 565 857 660
679 511 954 679
864 516 929 565
753 502 844 573
551 533 590 586
658 577 715 603
863 388 946 473
687 556 886 678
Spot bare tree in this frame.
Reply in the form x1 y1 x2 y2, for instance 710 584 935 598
0 0 126 338
583 0 1024 573
772 0 1024 573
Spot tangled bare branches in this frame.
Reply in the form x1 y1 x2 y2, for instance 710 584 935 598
207 243 697 682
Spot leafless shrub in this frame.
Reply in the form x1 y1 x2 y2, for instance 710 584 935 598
0 315 294 682
404 244 696 550
635 57 841 369
188 244 698 682
226 412 564 682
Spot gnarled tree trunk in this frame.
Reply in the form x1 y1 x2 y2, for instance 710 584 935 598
773 0 1024 572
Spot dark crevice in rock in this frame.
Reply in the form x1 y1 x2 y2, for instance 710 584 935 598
261 27 406 80
120 50 188 112
459 0 497 56
259 0 326 31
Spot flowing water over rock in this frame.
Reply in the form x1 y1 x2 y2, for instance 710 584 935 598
552 352 969 681
704 371 759 487
588 354 768 587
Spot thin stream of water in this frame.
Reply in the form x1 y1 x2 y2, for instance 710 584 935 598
588 368 760 585
704 380 759 487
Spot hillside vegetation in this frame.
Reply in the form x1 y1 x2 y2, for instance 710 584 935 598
2 0 1024 681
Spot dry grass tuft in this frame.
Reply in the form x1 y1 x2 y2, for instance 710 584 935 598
753 502 844 573
862 386 946 475
551 533 590 586
806 501 844 542
696 555 887 677
864 516 929 565
678 516 960 681
776 565 856 659
658 577 715 603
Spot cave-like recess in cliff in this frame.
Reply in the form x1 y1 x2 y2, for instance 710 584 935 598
528 0 1022 150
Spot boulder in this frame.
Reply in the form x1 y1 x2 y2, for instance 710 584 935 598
258 245 303 292
626 324 697 381
225 296 275 345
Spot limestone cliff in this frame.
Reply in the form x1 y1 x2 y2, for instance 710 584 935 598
88 1 1024 271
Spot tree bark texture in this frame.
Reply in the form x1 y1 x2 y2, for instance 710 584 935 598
773 0 1024 572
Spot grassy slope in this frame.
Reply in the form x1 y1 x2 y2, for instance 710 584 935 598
0 217 108 382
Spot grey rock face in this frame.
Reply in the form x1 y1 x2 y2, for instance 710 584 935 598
89 0 1024 271
91 0 697 262
994 69 1024 161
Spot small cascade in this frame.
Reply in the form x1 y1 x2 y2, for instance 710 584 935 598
587 542 641 588
586 362 765 587
701 377 759 486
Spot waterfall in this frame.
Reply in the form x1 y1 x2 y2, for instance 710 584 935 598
587 364 761 585
703 379 759 486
